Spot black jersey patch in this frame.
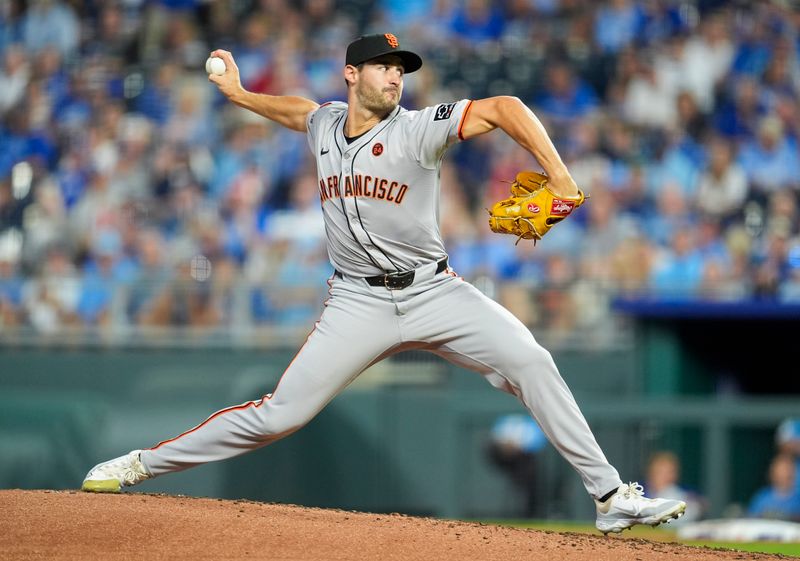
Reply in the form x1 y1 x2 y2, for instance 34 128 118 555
434 103 456 121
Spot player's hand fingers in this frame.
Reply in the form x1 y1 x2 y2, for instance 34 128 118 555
210 49 238 72
206 55 243 99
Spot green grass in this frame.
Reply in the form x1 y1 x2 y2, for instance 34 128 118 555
686 541 800 556
484 520 800 558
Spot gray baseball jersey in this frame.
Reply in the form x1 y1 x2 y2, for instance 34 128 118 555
306 99 470 277
139 99 623 502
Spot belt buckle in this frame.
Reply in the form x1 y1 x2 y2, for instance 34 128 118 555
384 270 414 290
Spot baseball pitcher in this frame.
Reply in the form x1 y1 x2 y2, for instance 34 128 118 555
82 33 685 534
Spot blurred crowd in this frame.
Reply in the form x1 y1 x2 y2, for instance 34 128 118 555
1 0 799 338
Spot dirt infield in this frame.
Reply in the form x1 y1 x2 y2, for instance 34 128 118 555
0 489 788 560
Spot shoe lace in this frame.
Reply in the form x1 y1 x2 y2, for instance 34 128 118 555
120 465 144 485
99 454 147 486
620 482 645 499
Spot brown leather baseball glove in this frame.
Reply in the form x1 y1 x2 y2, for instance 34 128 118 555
488 171 587 244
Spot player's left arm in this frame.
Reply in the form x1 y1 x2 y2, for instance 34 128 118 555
460 96 579 197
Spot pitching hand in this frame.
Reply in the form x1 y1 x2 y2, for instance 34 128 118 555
207 49 244 99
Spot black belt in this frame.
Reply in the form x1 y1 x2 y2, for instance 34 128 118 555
336 257 448 290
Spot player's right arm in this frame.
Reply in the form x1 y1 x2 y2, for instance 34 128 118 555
208 50 319 133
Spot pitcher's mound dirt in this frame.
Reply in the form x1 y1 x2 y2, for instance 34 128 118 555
0 490 787 560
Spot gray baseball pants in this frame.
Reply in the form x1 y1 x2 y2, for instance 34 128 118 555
141 262 622 499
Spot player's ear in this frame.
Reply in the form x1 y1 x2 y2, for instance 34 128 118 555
344 64 358 88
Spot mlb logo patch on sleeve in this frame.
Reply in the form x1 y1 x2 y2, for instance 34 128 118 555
434 103 456 121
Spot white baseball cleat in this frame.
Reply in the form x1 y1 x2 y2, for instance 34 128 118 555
81 450 151 493
595 482 686 535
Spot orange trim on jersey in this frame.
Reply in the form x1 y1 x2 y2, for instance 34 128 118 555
457 100 474 141
148 275 338 451
319 101 333 108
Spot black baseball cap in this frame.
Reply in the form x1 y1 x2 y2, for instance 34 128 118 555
345 33 422 73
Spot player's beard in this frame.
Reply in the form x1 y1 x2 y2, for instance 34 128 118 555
355 80 401 115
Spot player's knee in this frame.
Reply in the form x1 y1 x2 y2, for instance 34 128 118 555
506 345 559 382
490 355 564 399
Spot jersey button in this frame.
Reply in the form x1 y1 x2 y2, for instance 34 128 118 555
343 152 351 160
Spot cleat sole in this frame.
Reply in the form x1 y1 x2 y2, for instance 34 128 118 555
82 480 122 493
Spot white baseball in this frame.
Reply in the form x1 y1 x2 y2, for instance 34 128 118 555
205 56 226 76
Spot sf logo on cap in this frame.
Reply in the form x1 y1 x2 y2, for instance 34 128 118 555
384 33 399 48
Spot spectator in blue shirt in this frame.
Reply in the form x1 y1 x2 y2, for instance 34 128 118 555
594 0 644 54
650 227 705 299
20 0 79 57
76 229 137 326
533 62 599 125
738 115 800 199
448 0 505 45
637 0 689 47
730 16 773 78
777 419 800 492
133 61 177 125
747 453 800 522
713 76 766 140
